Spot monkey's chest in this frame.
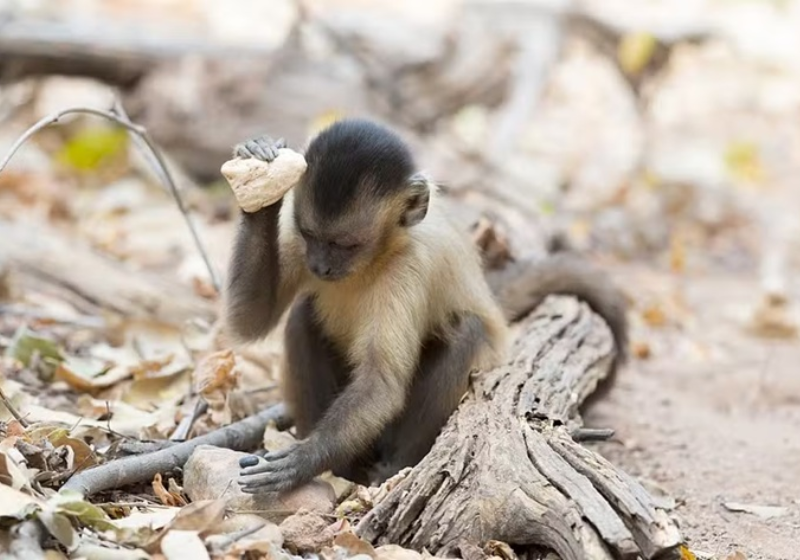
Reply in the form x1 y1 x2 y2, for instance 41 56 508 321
311 288 371 353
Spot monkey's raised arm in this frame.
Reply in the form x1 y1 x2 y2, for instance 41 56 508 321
224 136 306 343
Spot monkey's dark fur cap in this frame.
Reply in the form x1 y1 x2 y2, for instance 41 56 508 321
304 118 416 217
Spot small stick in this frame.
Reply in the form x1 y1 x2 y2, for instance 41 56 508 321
95 501 172 509
571 427 615 443
0 304 105 329
169 398 209 441
0 385 30 427
0 105 220 292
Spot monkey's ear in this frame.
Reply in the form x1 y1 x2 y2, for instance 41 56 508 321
400 174 430 227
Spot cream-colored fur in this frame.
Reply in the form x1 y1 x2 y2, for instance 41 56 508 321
277 184 509 380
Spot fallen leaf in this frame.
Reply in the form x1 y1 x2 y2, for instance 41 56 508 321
669 231 687 273
334 531 376 558
310 110 345 137
56 125 129 173
153 473 187 507
149 499 226 550
631 341 651 359
216 516 283 555
51 490 119 533
160 529 209 560
618 31 657 76
123 369 191 411
747 296 798 339
679 545 697 560
55 356 130 394
724 141 765 185
38 509 76 548
723 501 788 519
130 355 182 380
71 542 151 560
641 303 668 327
113 507 180 531
191 277 218 300
50 432 97 472
0 483 43 520
193 350 238 397
483 541 517 560
5 326 63 369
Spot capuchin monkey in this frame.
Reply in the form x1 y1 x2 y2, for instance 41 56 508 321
225 118 627 494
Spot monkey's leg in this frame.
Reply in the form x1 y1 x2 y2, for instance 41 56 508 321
371 313 487 483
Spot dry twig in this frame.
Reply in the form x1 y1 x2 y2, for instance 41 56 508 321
62 404 289 497
0 105 220 292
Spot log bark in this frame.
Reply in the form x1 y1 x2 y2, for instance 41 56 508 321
357 297 681 560
0 218 214 326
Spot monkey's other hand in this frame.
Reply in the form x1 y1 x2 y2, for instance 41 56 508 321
222 136 307 213
237 443 319 494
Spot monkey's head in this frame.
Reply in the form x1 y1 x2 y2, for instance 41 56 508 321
293 119 429 282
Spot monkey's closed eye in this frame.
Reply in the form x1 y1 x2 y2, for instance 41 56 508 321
333 241 361 251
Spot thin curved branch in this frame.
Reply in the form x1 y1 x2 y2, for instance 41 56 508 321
0 106 220 291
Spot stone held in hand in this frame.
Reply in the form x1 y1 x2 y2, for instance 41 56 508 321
221 148 307 213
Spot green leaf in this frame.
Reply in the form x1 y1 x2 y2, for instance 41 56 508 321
57 499 118 533
5 326 63 367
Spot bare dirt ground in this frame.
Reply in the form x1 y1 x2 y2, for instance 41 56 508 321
589 267 800 560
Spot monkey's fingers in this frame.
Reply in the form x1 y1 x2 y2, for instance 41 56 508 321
244 139 272 161
234 144 254 159
238 452 297 477
261 446 294 461
239 469 298 494
239 454 261 468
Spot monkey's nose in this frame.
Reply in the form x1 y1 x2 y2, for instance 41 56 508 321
311 263 333 278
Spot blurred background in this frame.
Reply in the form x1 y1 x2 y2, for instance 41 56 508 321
1 1 799 558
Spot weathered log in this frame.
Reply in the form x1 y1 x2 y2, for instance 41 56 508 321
0 218 214 326
0 16 270 86
357 297 681 560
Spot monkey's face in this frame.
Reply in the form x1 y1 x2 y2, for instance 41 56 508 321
294 201 387 282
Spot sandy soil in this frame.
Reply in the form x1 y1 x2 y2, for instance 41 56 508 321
587 268 800 560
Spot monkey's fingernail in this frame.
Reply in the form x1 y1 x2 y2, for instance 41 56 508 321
239 455 260 468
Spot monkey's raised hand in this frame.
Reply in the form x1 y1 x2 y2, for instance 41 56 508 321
233 135 286 162
222 135 305 213
237 443 320 494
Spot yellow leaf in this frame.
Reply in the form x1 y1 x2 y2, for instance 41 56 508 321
642 303 668 328
724 141 765 184
56 126 128 172
679 545 698 560
309 110 345 137
618 32 657 76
